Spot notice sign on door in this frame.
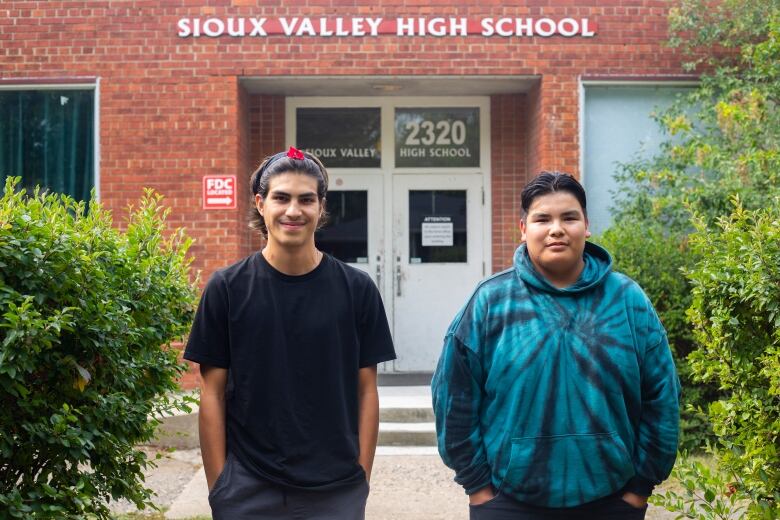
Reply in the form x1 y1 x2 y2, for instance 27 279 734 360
203 175 236 209
421 216 454 246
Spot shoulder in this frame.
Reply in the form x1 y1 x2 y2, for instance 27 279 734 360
203 253 257 293
607 270 666 342
449 267 517 333
324 254 374 288
605 270 653 306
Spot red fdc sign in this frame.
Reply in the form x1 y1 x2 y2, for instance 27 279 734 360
203 175 236 209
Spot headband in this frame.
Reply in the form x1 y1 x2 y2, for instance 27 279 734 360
252 146 327 195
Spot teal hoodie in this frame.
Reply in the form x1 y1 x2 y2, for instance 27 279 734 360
431 242 680 507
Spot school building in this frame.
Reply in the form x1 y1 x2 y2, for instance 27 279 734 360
1 1 696 379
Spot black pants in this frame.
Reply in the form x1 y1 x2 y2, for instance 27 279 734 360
469 491 648 520
208 452 370 520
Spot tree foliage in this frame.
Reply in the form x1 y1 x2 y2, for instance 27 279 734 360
0 178 197 518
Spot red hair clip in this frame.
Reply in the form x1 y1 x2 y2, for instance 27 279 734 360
287 146 305 160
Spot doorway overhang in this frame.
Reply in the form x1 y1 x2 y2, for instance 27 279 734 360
240 75 538 96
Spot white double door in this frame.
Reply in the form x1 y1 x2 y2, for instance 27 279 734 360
317 173 484 372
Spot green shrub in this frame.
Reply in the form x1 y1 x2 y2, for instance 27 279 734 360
651 452 750 520
683 199 780 517
593 221 716 451
0 178 197 518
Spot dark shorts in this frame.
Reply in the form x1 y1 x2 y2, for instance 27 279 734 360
208 452 370 520
469 491 648 520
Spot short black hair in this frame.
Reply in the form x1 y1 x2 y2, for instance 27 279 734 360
520 171 587 219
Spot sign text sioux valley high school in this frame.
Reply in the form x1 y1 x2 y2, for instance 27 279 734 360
177 17 597 38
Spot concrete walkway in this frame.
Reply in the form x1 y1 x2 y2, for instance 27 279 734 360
115 385 675 519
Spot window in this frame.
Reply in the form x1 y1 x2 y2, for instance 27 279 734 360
582 84 694 233
0 88 95 202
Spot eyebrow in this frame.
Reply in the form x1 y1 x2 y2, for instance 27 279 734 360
531 210 582 218
269 190 318 198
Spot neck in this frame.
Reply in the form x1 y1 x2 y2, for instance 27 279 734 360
262 240 322 275
536 259 585 289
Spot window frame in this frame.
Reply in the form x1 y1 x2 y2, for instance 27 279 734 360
0 79 100 200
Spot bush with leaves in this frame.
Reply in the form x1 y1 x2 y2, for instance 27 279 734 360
679 200 779 517
0 178 197 518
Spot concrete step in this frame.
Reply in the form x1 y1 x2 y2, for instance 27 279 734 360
152 386 436 449
378 421 436 446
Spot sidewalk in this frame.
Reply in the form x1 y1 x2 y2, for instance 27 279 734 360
112 386 676 519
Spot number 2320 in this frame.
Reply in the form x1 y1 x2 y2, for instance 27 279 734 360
404 120 467 146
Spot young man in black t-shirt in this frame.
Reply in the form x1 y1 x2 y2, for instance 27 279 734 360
184 147 396 520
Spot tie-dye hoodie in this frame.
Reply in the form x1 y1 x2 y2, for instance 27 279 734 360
432 242 680 508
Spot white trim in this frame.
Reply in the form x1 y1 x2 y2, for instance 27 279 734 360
93 78 101 201
578 77 700 187
580 79 700 87
0 83 97 90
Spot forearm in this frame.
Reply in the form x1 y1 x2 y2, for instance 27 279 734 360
198 365 228 490
357 366 379 482
630 339 681 495
432 335 491 494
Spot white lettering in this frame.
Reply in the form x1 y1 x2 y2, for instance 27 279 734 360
582 19 596 37
203 18 225 37
249 18 267 36
535 18 556 37
516 18 533 36
226 18 245 37
558 18 578 37
400 148 426 157
177 18 192 37
480 18 495 37
428 18 447 37
365 17 382 36
318 18 333 37
335 17 349 36
451 17 468 36
279 17 298 36
397 17 415 36
496 18 514 37
351 17 366 37
296 18 316 36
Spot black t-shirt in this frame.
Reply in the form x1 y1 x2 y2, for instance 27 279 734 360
184 252 396 489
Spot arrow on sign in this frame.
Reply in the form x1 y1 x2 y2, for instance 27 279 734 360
207 197 233 205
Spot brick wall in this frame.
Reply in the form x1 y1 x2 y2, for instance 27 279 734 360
490 94 527 271
2 1 693 384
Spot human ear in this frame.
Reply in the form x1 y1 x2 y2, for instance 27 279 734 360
519 219 527 243
255 194 264 216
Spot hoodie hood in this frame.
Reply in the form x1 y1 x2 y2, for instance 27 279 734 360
514 241 612 294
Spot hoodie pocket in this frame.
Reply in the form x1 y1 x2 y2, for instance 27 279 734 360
500 431 634 508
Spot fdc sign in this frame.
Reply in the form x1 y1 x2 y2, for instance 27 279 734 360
203 175 237 209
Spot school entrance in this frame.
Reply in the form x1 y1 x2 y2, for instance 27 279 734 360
287 97 491 372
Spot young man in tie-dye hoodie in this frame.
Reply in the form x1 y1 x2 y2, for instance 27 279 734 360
432 172 680 520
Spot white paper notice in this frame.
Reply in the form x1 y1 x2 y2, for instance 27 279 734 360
422 221 454 246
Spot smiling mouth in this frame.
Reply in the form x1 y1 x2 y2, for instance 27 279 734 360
547 242 568 247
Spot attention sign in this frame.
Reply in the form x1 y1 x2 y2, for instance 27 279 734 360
203 175 236 210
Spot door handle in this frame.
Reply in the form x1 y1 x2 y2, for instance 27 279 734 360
395 256 402 297
375 255 382 289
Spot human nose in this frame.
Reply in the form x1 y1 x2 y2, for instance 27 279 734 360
549 219 564 236
285 201 302 218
